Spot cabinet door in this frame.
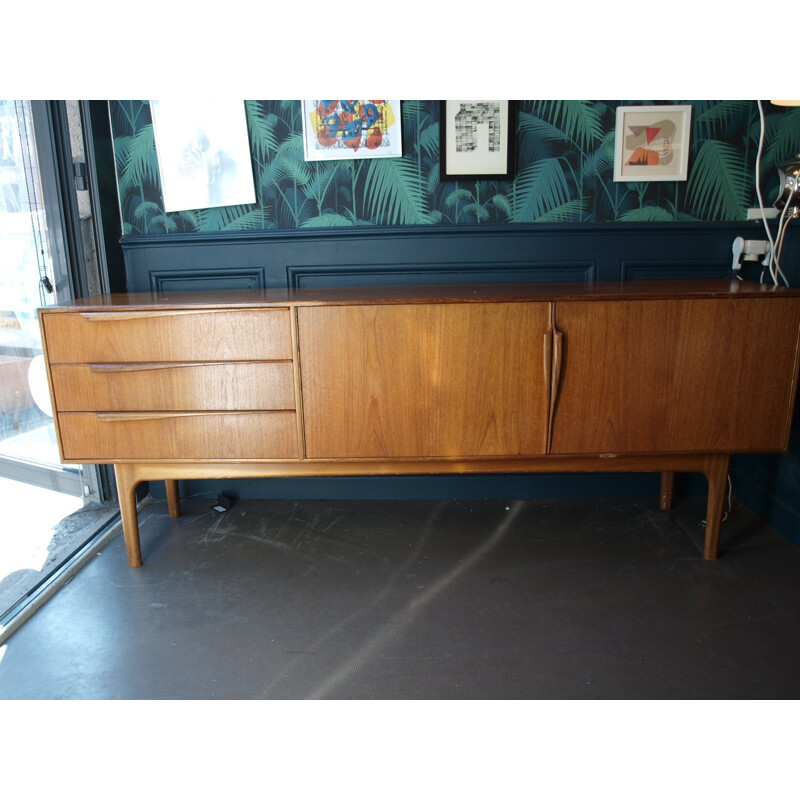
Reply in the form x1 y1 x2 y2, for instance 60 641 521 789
550 297 800 454
298 302 551 458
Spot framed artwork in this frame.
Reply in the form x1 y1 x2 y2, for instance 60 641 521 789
301 100 403 161
613 104 692 182
440 100 516 181
150 99 257 212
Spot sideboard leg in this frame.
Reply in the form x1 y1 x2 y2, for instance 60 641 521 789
659 471 675 510
114 464 143 568
165 479 181 518
702 455 730 561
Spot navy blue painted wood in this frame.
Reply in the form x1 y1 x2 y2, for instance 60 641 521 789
121 221 763 292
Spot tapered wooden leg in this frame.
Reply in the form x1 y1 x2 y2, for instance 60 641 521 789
165 479 181 518
659 471 675 511
702 454 730 560
114 464 143 568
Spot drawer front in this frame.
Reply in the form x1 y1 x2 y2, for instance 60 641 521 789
50 362 295 412
43 309 292 363
57 411 299 461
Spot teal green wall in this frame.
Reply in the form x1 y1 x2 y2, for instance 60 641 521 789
110 100 800 234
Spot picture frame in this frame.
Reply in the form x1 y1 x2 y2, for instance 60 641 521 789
613 104 692 182
440 100 516 181
301 100 403 161
150 99 257 212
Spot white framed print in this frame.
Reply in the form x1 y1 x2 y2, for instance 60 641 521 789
613 104 692 182
150 99 257 212
301 100 403 161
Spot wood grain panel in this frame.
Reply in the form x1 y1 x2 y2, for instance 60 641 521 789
42 309 291 363
57 411 298 461
298 302 551 458
551 297 800 454
50 362 295 411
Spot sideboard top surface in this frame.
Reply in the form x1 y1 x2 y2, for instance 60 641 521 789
38 279 800 313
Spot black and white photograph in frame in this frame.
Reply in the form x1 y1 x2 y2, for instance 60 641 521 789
440 101 516 181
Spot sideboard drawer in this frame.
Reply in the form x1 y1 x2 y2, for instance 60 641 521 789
50 361 295 412
43 309 292 363
57 411 299 461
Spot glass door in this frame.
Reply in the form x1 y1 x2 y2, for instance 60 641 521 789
0 100 83 492
0 100 110 622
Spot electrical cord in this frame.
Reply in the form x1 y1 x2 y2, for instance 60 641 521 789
755 101 778 282
756 100 792 286
770 190 793 285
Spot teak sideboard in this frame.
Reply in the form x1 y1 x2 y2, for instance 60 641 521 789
38 279 800 567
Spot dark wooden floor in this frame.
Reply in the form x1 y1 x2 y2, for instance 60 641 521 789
1 494 799 699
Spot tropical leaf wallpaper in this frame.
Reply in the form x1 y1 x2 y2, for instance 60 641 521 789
110 100 800 234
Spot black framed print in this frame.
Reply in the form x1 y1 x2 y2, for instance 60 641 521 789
440 100 516 181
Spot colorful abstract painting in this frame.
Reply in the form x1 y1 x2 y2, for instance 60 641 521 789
614 105 692 182
301 100 402 161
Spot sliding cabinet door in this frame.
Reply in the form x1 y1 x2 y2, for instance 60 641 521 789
298 302 551 459
550 297 800 455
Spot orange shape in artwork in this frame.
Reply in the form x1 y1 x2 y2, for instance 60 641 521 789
365 125 383 149
626 147 660 166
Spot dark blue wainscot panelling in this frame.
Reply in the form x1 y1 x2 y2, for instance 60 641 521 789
120 221 799 549
121 221 758 292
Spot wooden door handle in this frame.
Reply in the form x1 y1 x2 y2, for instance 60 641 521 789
543 329 553 406
551 329 563 400
546 329 563 452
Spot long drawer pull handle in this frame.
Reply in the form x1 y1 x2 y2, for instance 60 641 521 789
93 411 294 421
87 361 289 373
96 412 218 422
92 411 289 422
89 362 198 373
79 309 284 321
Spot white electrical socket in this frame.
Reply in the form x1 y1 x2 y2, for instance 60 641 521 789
747 207 779 220
742 239 770 260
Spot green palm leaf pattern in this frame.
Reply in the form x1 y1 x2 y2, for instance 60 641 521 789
117 124 159 197
300 213 356 228
514 159 572 222
133 201 176 233
618 205 677 222
363 156 430 225
535 199 585 222
419 121 440 160
196 204 259 232
245 101 279 164
221 209 275 230
688 140 750 220
443 188 475 209
582 131 616 179
765 107 800 168
694 100 751 138
108 100 800 230
530 101 604 150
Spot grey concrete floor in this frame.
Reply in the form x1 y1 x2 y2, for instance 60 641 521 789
0 494 799 699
